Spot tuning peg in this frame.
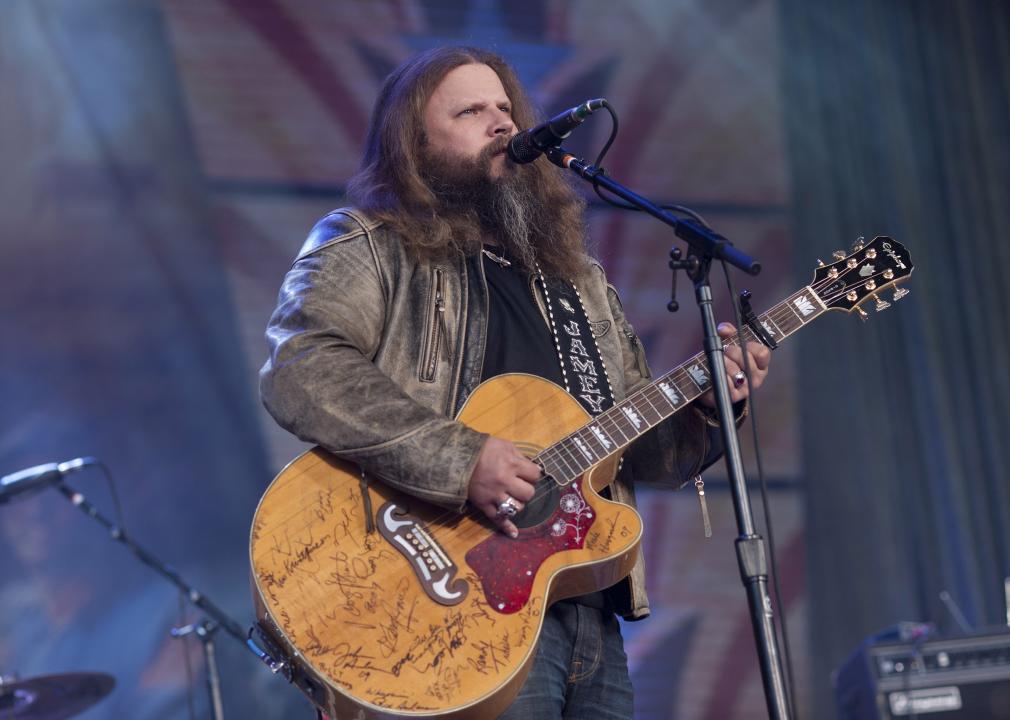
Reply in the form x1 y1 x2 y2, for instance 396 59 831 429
852 236 865 252
855 307 869 322
816 259 826 267
832 250 847 260
893 287 909 301
872 293 891 312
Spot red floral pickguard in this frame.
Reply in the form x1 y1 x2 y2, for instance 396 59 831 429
465 477 596 614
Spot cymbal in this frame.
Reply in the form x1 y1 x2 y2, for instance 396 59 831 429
0 672 114 720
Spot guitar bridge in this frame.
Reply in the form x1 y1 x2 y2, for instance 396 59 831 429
376 501 469 606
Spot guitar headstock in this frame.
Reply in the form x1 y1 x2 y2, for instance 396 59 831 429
810 236 913 316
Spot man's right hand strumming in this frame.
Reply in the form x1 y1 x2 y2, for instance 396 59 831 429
468 436 541 538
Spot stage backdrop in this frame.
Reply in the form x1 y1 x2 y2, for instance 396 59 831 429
5 1 1005 718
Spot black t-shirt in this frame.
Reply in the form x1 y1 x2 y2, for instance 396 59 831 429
478 245 610 612
479 245 563 385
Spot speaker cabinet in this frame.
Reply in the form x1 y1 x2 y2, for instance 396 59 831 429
835 630 1010 719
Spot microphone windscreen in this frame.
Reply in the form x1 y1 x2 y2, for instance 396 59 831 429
507 132 541 164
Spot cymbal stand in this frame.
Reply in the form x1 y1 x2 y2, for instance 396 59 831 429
172 619 225 720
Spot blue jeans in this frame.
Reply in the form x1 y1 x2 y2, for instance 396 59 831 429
497 601 634 719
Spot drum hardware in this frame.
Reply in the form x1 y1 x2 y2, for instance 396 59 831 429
171 620 225 720
1 459 277 718
0 671 114 719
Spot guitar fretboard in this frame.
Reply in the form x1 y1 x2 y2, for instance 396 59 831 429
534 287 827 483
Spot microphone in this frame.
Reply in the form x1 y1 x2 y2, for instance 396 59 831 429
507 98 607 164
0 456 98 504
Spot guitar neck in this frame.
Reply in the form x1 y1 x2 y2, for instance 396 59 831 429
535 286 827 483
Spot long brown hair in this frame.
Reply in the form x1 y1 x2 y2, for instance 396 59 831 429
347 46 589 279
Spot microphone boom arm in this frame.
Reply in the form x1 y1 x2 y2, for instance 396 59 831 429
543 146 760 275
49 478 249 644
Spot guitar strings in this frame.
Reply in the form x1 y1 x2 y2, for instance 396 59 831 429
425 305 805 543
425 272 845 543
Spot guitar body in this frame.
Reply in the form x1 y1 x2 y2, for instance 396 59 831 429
250 374 644 719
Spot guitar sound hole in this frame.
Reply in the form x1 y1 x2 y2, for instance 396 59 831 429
514 476 560 529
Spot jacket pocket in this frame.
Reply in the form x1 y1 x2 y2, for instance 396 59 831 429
419 267 448 383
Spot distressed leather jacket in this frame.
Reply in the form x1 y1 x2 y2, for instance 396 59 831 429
260 208 722 619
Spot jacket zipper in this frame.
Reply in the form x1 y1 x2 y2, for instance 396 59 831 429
446 256 469 415
624 328 649 376
420 267 447 383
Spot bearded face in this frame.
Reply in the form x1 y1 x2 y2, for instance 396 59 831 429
418 135 546 271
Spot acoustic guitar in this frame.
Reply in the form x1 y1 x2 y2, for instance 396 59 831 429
249 237 913 718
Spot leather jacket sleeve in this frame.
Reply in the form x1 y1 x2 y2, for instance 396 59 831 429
259 233 486 510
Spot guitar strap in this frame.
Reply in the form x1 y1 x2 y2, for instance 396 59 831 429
536 267 616 417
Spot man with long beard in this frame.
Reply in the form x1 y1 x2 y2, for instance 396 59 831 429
260 46 770 718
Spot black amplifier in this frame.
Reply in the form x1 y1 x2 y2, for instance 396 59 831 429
835 628 1010 719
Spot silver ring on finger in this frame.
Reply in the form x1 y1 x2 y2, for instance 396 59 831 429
496 495 519 518
732 371 746 388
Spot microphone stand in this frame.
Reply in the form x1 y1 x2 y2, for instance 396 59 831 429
544 146 791 719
